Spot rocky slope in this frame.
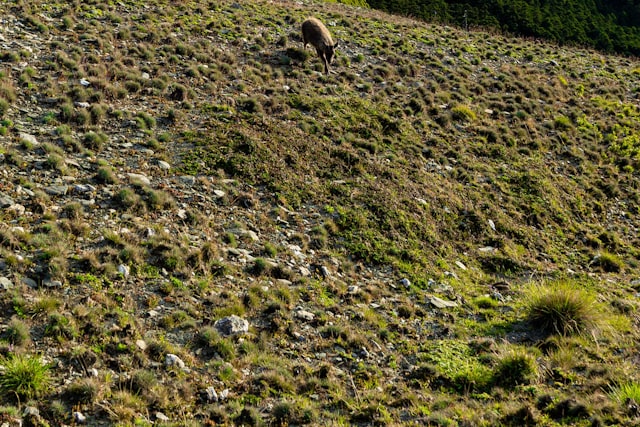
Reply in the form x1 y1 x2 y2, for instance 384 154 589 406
0 0 639 426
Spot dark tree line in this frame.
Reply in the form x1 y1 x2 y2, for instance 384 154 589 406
365 0 640 56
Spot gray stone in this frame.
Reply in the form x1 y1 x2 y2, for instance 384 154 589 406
23 406 40 419
299 266 311 276
204 386 218 402
178 175 197 185
127 173 151 186
319 265 330 278
428 295 458 309
73 411 87 424
117 264 130 278
399 278 411 288
491 291 505 302
230 228 259 242
165 353 186 369
0 192 14 208
74 184 96 193
18 186 35 197
155 412 169 422
157 160 171 170
22 277 38 288
214 315 249 337
43 280 63 288
7 204 25 216
294 309 315 321
45 185 68 196
19 133 38 146
0 277 13 290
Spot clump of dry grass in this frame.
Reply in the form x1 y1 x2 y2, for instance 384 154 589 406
526 281 605 337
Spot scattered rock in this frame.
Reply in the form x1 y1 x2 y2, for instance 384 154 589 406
22 277 38 288
399 278 411 288
127 173 151 186
319 265 330 278
73 411 87 424
0 192 15 208
299 266 311 276
117 264 130 278
178 175 197 185
23 406 40 417
43 280 62 288
19 133 38 145
165 353 186 369
203 386 218 403
294 309 315 321
491 291 505 302
427 295 458 309
73 184 96 193
455 261 467 270
7 203 25 216
311 264 330 279
157 160 171 170
229 228 259 242
45 185 68 196
155 412 169 422
0 277 13 290
23 406 44 425
214 315 249 337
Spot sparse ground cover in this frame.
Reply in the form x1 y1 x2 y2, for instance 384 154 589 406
0 0 638 425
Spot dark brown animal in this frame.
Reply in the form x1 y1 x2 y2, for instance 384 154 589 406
301 17 338 75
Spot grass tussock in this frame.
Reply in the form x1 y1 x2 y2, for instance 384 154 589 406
0 354 51 400
526 280 604 337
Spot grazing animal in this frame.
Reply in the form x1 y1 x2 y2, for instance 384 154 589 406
301 17 338 75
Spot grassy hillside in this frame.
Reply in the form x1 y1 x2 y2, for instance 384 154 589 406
0 0 639 425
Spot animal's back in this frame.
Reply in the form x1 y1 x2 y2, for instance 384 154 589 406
302 17 333 46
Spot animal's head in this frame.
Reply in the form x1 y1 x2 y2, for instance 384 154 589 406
325 41 338 64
